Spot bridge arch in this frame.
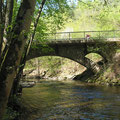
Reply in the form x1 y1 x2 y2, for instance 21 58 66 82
26 56 87 79
27 55 89 70
85 53 103 62
27 30 119 76
85 42 118 63
85 52 105 66
27 43 100 73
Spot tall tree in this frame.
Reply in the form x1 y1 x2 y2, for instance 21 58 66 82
0 0 36 119
0 0 71 119
11 0 46 96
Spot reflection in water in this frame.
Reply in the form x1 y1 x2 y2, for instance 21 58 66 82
22 80 120 120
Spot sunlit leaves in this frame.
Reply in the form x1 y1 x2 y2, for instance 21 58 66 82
64 0 120 31
33 0 72 42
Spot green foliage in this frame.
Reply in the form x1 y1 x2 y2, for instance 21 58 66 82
12 0 21 24
26 0 120 77
25 59 36 70
41 56 62 75
63 0 120 32
25 56 64 76
32 0 73 43
86 53 103 62
38 56 62 76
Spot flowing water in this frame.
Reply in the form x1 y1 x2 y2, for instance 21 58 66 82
22 80 120 120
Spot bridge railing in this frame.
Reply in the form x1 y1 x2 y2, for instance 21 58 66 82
43 30 120 42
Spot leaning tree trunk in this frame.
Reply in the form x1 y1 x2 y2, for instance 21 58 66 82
0 0 3 57
0 0 14 71
3 0 14 43
1 0 14 56
0 0 36 119
11 0 46 96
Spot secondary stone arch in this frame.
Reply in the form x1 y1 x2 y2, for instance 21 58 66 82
85 52 104 64
86 42 118 63
86 51 108 63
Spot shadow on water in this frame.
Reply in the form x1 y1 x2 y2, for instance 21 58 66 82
21 80 120 120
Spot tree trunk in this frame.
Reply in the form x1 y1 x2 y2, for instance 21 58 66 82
3 0 14 44
0 0 3 57
0 0 14 65
38 58 40 76
30 0 46 44
0 0 36 119
11 0 46 96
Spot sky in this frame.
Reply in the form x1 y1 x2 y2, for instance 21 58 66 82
67 0 78 6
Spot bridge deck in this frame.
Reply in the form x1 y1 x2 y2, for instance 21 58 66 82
44 38 120 45
38 30 120 43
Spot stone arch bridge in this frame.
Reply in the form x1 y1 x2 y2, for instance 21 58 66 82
27 30 120 74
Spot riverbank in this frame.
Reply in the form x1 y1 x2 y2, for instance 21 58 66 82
93 53 120 86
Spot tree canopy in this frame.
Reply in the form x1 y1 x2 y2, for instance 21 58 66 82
63 0 120 31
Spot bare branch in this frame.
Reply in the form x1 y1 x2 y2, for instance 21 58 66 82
30 0 46 49
24 0 46 59
103 0 109 6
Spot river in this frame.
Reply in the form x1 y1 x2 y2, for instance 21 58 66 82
22 80 120 120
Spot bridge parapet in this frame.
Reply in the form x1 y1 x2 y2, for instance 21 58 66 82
41 30 120 42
